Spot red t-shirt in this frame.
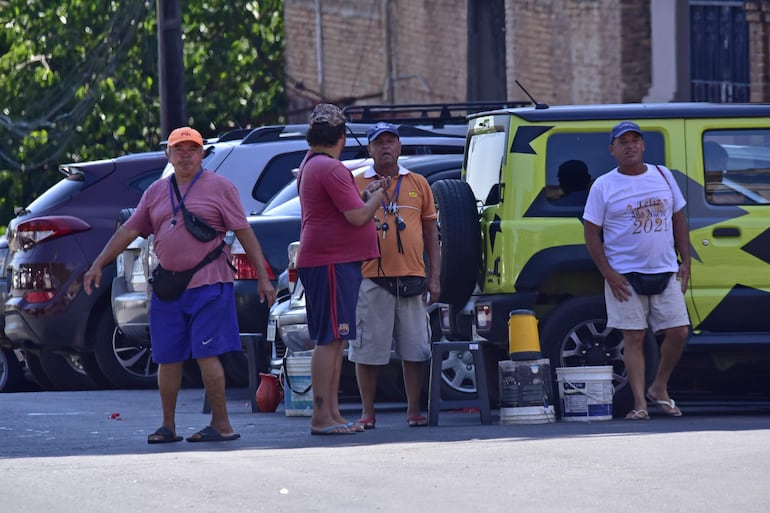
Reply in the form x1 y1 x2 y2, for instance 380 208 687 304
296 152 379 267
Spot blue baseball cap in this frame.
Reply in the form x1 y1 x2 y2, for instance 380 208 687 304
367 122 400 142
610 120 642 143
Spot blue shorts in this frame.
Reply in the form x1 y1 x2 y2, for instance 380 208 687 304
149 283 241 364
298 262 362 346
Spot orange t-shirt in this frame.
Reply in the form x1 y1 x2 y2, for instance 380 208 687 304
355 166 437 278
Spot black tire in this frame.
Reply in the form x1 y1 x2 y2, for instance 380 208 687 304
78 351 114 389
431 179 481 306
91 308 157 388
36 350 99 391
220 350 250 388
435 343 503 407
23 352 55 390
540 295 657 417
0 348 26 392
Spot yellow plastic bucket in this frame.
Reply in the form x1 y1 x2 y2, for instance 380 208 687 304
508 309 541 358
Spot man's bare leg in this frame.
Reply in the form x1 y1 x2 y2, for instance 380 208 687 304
197 355 236 436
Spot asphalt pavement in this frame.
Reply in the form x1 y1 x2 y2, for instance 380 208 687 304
2 387 770 513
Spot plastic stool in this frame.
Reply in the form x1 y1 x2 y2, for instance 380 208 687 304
203 333 263 414
428 341 493 426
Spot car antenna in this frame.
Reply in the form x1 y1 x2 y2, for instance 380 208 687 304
515 80 549 110
344 123 369 159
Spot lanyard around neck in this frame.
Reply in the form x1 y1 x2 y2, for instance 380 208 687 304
380 174 403 213
169 168 204 217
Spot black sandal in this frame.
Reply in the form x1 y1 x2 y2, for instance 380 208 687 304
147 427 183 444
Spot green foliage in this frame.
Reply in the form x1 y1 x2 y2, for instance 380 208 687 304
0 0 285 228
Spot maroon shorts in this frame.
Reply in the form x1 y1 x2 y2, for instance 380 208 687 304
298 262 362 345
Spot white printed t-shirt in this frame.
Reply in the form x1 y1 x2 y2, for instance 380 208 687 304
582 164 686 275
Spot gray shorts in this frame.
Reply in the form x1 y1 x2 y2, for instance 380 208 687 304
348 278 432 365
605 274 690 333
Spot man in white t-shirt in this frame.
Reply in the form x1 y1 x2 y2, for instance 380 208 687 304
583 121 691 420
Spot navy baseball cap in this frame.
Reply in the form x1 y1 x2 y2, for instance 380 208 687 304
367 122 400 142
610 121 642 143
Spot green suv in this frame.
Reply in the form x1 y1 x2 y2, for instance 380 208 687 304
434 102 770 412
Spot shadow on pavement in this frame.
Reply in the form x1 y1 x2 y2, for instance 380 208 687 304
1 388 769 459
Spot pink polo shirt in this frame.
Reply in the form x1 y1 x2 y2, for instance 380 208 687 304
125 170 249 288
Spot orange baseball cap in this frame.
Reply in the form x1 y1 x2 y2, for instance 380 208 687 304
167 126 203 147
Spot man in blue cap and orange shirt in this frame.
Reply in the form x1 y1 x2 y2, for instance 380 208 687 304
350 122 441 429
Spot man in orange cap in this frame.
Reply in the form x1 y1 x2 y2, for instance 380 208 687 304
85 126 276 443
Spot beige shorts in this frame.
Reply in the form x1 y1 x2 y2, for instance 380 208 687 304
348 278 432 365
605 274 690 333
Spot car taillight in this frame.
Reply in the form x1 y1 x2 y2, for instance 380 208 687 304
287 241 300 292
475 304 492 330
230 254 276 281
10 216 91 251
12 263 61 303
23 291 56 303
439 304 451 331
288 267 298 292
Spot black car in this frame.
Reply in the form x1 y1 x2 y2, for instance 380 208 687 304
4 151 167 390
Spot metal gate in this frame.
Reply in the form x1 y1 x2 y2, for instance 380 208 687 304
690 0 749 102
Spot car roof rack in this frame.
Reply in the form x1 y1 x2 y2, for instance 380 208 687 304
199 103 517 147
236 122 455 145
343 101 530 126
216 128 254 142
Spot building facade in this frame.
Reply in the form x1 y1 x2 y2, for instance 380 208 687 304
284 0 770 120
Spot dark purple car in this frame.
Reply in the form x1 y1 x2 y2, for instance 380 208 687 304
4 151 167 390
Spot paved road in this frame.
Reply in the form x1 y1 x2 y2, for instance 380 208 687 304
1 388 769 513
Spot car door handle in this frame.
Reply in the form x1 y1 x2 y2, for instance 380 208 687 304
712 227 740 237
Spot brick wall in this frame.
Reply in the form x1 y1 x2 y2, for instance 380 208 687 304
747 1 770 102
285 0 389 119
285 0 466 121
619 0 652 102
285 0 769 118
506 0 630 105
391 0 467 103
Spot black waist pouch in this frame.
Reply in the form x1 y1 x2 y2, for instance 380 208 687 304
371 276 426 297
182 205 219 242
149 241 226 301
150 265 196 301
624 272 673 296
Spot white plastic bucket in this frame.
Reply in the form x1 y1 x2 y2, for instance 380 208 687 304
283 350 313 417
499 405 556 424
555 366 614 421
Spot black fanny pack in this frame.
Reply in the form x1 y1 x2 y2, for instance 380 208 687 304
172 175 220 242
150 241 226 301
181 204 219 242
624 272 673 296
371 276 426 298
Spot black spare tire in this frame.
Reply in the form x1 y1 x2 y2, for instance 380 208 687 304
431 179 481 306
